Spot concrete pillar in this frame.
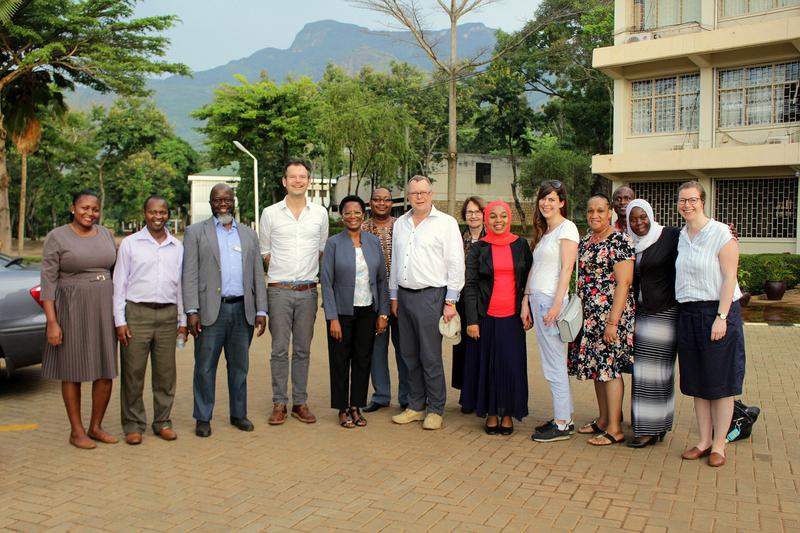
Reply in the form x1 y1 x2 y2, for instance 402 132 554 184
613 78 628 154
698 66 715 149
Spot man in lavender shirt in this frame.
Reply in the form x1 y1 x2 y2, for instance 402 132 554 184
113 195 187 445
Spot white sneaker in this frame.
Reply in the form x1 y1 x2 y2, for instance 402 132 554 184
392 408 426 424
422 412 443 430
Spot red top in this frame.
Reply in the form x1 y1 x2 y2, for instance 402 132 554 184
487 243 516 318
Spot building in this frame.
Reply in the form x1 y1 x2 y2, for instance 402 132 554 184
330 154 536 222
593 0 800 253
187 165 240 226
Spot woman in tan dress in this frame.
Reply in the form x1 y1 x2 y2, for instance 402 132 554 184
41 190 118 449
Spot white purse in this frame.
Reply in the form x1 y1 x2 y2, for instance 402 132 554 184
556 258 583 343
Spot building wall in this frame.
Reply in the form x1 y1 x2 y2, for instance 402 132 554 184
595 0 800 253
188 175 240 226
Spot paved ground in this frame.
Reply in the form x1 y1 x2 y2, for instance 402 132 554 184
1 315 798 532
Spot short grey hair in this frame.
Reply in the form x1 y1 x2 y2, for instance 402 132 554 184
407 175 432 190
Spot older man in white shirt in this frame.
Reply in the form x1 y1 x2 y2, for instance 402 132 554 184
260 159 329 426
390 175 464 430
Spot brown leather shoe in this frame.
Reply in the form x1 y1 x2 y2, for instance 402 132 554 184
708 452 726 467
155 427 177 441
291 403 317 424
268 403 288 425
125 432 143 445
681 446 712 460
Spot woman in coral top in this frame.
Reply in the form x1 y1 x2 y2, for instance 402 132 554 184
460 201 533 435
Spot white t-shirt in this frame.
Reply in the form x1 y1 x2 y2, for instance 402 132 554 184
527 219 580 296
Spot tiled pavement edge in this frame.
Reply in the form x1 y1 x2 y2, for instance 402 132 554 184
1 316 798 532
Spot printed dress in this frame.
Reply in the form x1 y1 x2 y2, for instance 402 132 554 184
568 231 635 381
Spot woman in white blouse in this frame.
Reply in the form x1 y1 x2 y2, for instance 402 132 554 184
321 196 390 428
675 181 745 468
521 180 579 443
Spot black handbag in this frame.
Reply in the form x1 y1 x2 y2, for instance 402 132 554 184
726 399 760 442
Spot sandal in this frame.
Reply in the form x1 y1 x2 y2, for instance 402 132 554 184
350 407 367 427
338 410 354 429
589 431 624 446
577 419 605 435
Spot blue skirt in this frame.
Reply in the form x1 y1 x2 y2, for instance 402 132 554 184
677 301 745 400
459 314 529 421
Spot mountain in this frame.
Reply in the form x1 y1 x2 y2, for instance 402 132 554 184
71 20 500 146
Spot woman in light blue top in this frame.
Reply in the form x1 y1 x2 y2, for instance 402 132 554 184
321 195 389 428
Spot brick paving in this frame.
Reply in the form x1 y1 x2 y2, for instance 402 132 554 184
1 317 798 532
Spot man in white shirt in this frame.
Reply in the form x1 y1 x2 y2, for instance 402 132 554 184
389 176 464 430
260 159 329 425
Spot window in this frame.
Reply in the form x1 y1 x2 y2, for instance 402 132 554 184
720 0 800 18
714 178 797 238
631 74 699 135
475 162 491 184
718 61 800 128
634 0 701 30
627 181 684 228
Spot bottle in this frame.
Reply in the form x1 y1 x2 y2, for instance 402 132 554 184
176 323 186 349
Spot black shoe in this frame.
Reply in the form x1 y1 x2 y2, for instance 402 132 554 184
627 432 664 449
230 417 254 432
195 421 211 438
363 401 389 413
461 406 475 414
535 418 575 435
499 422 514 436
532 422 571 442
484 422 499 435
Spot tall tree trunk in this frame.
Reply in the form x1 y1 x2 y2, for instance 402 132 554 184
0 111 10 253
508 140 527 233
446 0 458 216
17 151 27 256
347 147 354 195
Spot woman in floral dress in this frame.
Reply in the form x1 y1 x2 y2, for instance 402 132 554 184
569 193 635 446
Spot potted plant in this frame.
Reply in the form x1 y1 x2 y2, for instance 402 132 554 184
737 268 752 307
762 257 792 301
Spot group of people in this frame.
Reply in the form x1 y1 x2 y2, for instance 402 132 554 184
41 164 746 467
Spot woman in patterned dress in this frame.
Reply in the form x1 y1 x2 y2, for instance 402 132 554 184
569 193 635 446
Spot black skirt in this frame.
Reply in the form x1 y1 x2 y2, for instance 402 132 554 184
677 301 745 400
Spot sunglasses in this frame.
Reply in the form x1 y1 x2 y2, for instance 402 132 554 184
541 180 563 189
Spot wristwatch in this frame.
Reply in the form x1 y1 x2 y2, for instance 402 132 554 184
445 299 457 307
717 312 727 320
379 314 389 320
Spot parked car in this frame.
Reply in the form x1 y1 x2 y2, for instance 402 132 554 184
0 253 46 376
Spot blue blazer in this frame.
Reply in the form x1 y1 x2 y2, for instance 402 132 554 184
321 231 389 320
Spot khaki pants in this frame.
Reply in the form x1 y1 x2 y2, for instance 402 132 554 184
120 302 178 434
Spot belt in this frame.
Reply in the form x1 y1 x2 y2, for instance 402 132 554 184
221 295 244 303
268 283 316 291
129 301 174 310
399 286 443 293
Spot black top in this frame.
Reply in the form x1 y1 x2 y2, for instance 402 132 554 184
464 237 533 326
634 226 679 314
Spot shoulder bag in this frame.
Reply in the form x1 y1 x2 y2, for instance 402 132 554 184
556 256 583 343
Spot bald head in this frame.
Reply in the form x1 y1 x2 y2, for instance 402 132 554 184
209 182 235 225
612 186 635 220
210 183 233 200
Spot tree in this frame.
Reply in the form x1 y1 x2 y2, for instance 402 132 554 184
0 0 189 252
193 74 319 220
350 0 583 215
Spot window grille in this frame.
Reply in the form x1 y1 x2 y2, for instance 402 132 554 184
718 61 800 127
720 0 800 18
714 178 798 238
627 181 684 228
631 74 700 135
634 0 701 30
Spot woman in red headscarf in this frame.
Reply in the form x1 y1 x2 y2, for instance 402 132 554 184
461 201 533 435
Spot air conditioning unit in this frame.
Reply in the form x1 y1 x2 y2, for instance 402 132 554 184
767 136 790 145
626 32 654 43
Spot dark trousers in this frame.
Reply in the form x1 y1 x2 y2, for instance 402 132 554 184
327 306 376 410
193 301 253 422
120 302 178 434
398 286 447 415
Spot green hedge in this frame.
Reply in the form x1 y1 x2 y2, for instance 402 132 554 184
739 254 800 295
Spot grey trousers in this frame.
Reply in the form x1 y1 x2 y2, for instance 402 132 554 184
119 302 178 434
268 287 318 405
397 286 447 415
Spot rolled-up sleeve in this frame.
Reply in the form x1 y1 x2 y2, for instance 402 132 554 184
444 217 465 300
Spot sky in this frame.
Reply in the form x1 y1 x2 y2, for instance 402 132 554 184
134 0 541 72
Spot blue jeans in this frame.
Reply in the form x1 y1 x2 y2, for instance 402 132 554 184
369 315 409 406
193 301 254 422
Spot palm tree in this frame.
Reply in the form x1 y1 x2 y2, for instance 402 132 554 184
4 73 65 255
0 0 23 24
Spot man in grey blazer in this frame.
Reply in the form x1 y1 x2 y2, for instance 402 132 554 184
183 183 268 437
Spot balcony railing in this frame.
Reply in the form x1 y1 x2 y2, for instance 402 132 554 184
633 0 701 31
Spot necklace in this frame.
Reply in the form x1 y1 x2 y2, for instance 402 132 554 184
589 228 612 244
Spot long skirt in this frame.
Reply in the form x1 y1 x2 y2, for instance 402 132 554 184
459 314 528 421
677 300 745 400
631 305 678 436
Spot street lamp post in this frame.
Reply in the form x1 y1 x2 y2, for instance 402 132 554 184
233 141 259 234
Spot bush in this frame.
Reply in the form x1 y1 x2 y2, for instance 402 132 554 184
739 254 800 295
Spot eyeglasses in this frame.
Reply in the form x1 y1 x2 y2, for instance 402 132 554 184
210 198 235 205
408 191 431 198
342 211 364 218
465 210 482 217
541 180 563 189
678 197 701 206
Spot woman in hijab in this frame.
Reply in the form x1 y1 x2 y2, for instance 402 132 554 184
625 199 680 448
461 201 533 435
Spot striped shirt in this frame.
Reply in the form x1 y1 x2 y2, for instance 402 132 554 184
675 219 742 303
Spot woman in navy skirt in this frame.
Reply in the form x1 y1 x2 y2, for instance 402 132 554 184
675 181 745 468
460 201 532 435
